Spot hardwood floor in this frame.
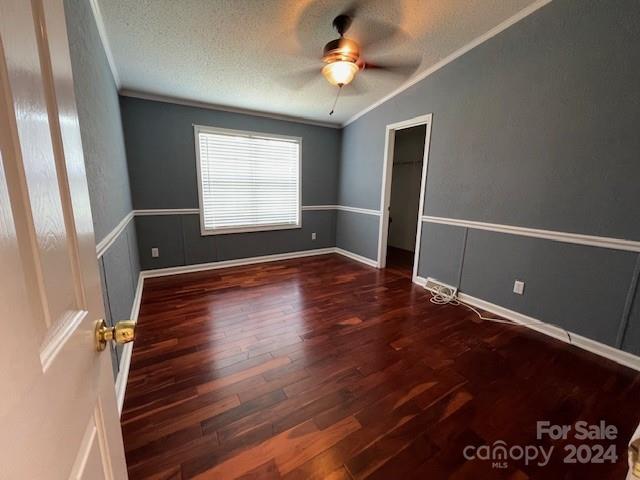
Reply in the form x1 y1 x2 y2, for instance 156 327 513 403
121 254 640 479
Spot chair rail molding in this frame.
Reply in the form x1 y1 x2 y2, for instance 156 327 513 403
423 216 640 253
95 211 135 258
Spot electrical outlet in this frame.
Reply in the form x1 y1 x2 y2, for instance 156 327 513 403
151 247 159 258
513 280 525 295
311 232 317 240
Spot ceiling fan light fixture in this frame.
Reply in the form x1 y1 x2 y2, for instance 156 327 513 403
322 60 359 86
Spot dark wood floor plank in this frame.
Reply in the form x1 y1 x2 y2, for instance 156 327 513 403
121 253 640 479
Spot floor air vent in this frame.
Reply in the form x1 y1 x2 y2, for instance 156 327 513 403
424 277 458 296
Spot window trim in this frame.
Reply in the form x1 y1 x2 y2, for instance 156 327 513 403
194 124 303 236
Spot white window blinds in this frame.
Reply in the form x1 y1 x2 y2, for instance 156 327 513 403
195 126 301 234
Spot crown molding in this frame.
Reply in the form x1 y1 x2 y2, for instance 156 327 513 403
342 0 553 126
88 0 120 87
87 0 553 130
119 90 342 129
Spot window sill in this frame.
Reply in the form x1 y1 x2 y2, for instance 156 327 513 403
200 223 302 236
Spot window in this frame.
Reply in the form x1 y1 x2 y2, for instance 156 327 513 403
195 125 301 235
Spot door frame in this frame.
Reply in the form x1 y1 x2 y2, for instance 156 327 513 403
0 0 127 477
377 113 433 283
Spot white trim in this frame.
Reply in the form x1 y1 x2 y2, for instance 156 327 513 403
134 208 199 216
193 124 302 237
456 292 640 372
334 247 379 268
141 248 336 278
120 90 341 129
115 343 132 415
413 275 428 288
112 248 640 416
423 216 640 253
302 205 338 211
304 205 382 215
88 0 550 131
138 207 341 215
335 205 381 216
413 274 640 371
87 0 120 87
343 0 552 126
140 247 378 279
377 114 433 270
202 223 303 236
95 207 383 259
95 211 134 258
114 272 143 415
385 115 432 132
135 206 382 214
377 123 395 268
412 119 433 280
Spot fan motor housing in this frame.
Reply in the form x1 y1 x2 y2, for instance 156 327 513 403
322 37 360 64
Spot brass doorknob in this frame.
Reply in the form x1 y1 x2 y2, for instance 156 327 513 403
95 319 136 352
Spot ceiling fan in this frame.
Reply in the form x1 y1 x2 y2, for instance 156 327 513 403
282 2 421 115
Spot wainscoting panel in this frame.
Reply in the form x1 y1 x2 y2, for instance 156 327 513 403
136 210 337 271
335 210 379 262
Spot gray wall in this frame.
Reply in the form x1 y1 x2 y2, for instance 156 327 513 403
336 210 379 261
623 262 640 355
120 97 341 270
98 221 140 372
64 0 132 242
65 0 640 360
388 125 425 252
65 0 139 376
337 0 640 354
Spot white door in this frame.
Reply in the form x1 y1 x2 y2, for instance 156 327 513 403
0 0 128 478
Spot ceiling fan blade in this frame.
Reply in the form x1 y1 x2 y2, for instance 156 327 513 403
351 18 408 51
361 56 422 78
277 67 321 90
267 29 320 60
340 0 367 19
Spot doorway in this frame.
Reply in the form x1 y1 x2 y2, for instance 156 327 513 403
386 124 426 277
377 114 433 282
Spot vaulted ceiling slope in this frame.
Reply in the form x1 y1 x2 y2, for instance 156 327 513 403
95 0 542 126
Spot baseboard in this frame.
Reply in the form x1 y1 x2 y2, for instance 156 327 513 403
114 272 144 415
140 247 382 278
453 290 640 371
413 275 428 287
334 248 379 268
141 248 336 278
413 276 640 371
413 275 459 295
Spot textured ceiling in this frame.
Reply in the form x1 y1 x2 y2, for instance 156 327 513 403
97 0 539 125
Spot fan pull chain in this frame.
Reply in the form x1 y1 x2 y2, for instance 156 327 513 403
329 85 343 116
